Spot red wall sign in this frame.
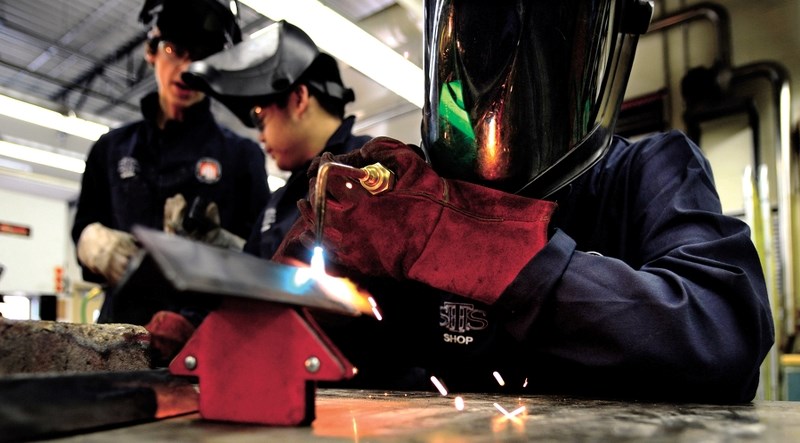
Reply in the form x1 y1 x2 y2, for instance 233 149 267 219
0 222 31 237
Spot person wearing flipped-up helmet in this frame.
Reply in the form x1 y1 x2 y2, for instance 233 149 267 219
71 0 269 361
182 20 372 259
273 0 774 403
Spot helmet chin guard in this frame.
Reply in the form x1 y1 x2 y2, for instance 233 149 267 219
421 0 653 197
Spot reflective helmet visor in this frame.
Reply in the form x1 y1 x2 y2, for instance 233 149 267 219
422 0 651 197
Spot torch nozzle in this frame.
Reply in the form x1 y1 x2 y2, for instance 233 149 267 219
313 161 395 257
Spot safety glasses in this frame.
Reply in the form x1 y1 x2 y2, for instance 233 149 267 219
250 105 268 131
154 39 218 63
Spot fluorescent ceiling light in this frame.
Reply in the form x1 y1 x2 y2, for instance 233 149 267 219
0 94 109 141
0 140 86 174
0 157 33 173
242 0 424 108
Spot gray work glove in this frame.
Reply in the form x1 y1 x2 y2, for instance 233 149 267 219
163 193 245 251
76 222 139 285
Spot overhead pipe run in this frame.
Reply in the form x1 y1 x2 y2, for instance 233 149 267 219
648 1 732 68
730 61 795 340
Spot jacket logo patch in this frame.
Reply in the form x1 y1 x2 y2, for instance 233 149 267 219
117 156 139 179
196 158 221 184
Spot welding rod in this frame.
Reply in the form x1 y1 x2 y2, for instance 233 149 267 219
314 161 395 248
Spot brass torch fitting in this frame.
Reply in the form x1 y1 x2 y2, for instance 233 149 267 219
358 162 395 195
314 161 396 248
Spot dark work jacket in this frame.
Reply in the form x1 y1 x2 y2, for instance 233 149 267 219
72 93 270 284
244 116 371 259
320 131 774 404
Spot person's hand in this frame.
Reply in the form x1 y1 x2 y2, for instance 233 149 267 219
163 193 189 235
76 222 139 285
274 136 556 305
163 193 245 250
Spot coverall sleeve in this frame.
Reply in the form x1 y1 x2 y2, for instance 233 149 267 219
498 131 774 402
236 141 270 239
71 137 115 283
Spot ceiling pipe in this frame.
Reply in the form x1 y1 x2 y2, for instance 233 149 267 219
731 61 795 339
648 1 732 68
50 31 148 106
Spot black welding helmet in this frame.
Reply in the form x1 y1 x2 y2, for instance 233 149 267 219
422 0 653 197
139 0 242 60
182 20 355 128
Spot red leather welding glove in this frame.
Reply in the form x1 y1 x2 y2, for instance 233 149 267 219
144 311 196 367
275 136 556 305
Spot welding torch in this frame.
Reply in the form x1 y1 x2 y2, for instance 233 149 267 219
313 161 396 260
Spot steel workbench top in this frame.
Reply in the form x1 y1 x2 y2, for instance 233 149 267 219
44 388 800 442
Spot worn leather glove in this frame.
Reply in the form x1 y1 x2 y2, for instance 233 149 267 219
144 310 196 367
163 193 190 235
76 222 139 285
163 193 245 250
274 136 556 305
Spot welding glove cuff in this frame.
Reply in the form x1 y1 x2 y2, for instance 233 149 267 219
285 136 556 305
77 222 139 285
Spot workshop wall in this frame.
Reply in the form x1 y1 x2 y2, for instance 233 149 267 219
0 187 69 295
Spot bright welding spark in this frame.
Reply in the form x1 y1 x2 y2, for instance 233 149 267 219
352 417 359 443
291 252 377 317
494 403 511 416
523 377 528 388
294 247 326 285
367 296 383 320
454 396 465 411
492 371 505 386
311 246 326 278
493 403 524 419
430 376 448 396
509 406 526 417
293 267 312 286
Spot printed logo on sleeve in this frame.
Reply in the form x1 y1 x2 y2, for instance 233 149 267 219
439 301 488 346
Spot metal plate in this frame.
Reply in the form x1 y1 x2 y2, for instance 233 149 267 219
127 226 368 316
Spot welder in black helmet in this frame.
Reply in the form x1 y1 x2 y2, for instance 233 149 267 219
275 0 774 403
71 0 269 358
182 20 372 259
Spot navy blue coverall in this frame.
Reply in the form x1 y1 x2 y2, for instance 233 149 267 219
72 93 269 319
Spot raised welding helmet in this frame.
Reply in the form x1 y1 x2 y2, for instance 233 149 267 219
139 0 242 60
422 0 653 197
181 20 355 128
